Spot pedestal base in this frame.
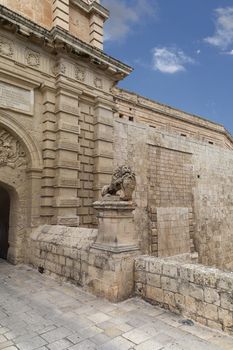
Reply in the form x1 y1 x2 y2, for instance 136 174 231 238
88 196 140 301
88 246 139 302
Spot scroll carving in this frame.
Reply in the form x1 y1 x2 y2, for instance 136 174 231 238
101 165 136 201
0 129 27 168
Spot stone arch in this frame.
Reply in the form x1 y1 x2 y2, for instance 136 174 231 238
0 111 43 170
0 111 43 263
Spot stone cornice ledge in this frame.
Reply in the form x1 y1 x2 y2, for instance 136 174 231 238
114 87 233 144
50 27 132 77
70 0 109 20
0 5 132 79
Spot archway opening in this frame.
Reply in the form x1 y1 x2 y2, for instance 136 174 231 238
0 186 10 259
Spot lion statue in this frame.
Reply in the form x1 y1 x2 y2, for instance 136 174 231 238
101 165 136 201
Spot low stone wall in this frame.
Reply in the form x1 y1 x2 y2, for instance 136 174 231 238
29 225 98 286
29 225 137 301
135 255 233 335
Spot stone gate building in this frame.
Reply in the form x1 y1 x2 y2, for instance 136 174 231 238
1 0 233 334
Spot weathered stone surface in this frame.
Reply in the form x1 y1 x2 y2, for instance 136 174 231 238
2 0 233 340
135 255 233 335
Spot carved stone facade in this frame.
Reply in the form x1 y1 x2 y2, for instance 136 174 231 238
101 165 136 201
1 0 233 334
0 129 26 168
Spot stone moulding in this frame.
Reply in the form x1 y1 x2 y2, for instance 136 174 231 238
93 199 137 212
0 5 132 79
91 242 139 253
71 0 109 19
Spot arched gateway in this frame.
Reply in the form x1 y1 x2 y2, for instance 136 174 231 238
0 112 43 264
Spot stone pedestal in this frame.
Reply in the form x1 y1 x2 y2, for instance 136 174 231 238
92 196 138 252
88 196 139 301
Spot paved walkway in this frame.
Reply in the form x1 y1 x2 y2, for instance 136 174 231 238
0 261 233 350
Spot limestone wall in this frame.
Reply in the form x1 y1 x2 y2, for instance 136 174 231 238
30 225 98 285
0 0 107 49
113 118 233 269
135 255 233 335
114 88 233 149
29 225 137 302
0 0 52 28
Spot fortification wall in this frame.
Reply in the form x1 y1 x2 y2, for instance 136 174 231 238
113 118 233 269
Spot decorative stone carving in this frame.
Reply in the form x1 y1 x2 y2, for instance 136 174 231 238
0 38 14 57
75 66 86 81
52 62 66 76
94 77 103 89
25 49 40 67
101 165 136 201
0 129 27 168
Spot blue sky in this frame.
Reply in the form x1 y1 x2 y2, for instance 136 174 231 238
102 0 233 134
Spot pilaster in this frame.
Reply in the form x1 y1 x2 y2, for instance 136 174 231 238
41 86 56 223
53 80 81 226
93 98 115 202
90 13 104 50
52 0 69 31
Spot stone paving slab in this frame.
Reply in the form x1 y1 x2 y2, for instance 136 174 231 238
0 260 233 350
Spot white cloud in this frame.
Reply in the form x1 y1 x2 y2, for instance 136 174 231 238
226 49 233 55
205 7 233 49
152 47 194 74
101 0 156 41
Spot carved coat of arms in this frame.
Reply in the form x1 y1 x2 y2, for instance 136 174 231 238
0 129 27 168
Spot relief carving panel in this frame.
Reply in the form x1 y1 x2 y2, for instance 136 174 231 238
94 77 103 89
0 128 27 168
0 37 14 57
25 49 40 67
75 66 86 82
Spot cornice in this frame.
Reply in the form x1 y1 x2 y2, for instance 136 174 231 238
0 5 132 80
50 27 132 77
70 0 109 20
113 87 233 144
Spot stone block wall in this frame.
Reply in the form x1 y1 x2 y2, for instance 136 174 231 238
29 225 137 302
135 255 233 335
29 225 98 285
0 0 108 49
0 0 52 28
156 207 191 257
113 118 233 269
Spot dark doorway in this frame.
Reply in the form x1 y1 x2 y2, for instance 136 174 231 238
0 186 10 259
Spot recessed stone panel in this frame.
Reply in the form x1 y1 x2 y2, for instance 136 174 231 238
0 81 34 114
